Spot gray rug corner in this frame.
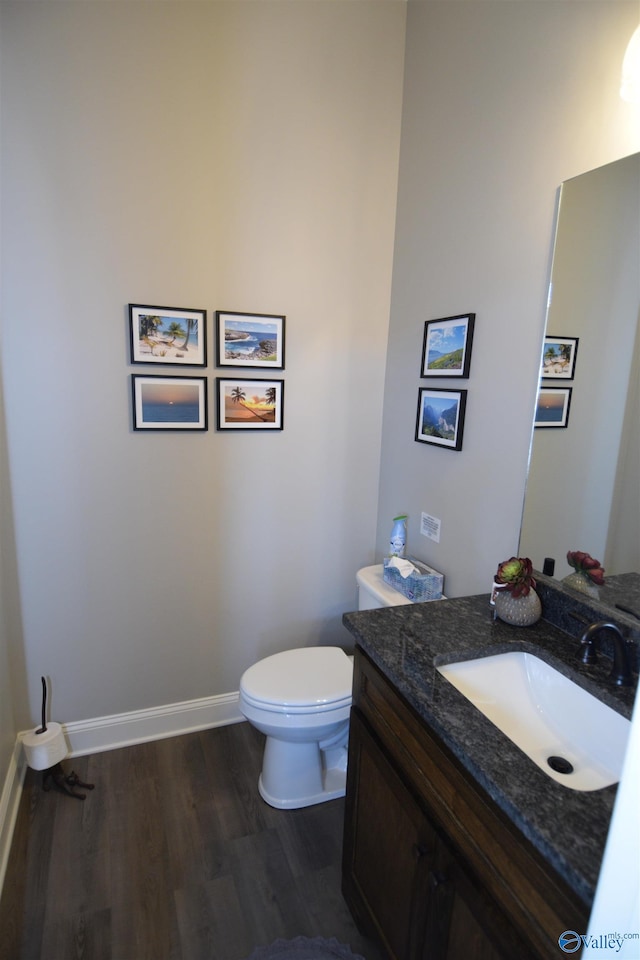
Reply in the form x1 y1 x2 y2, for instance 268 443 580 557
245 935 367 960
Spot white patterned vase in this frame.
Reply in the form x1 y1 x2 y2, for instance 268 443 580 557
494 588 542 627
561 571 600 600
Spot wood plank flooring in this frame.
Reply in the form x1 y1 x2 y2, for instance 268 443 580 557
0 722 385 960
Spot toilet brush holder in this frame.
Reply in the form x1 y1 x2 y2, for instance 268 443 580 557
21 677 95 800
22 721 68 771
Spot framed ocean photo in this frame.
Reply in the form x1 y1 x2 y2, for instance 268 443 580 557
131 375 208 431
534 386 572 428
421 313 475 378
129 304 207 366
216 377 284 431
415 387 467 450
215 311 285 369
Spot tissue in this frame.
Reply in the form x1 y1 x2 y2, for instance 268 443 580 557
387 557 419 579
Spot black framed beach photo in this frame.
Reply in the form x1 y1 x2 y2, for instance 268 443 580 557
534 386 572 428
131 375 208 431
415 387 467 450
541 336 579 379
421 313 475 378
215 311 285 369
129 304 207 366
216 378 284 431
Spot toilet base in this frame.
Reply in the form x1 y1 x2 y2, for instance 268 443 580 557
257 733 348 809
258 765 347 809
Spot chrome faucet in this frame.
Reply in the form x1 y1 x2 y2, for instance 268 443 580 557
578 621 634 687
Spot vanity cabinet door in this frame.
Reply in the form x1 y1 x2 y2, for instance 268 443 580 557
425 837 537 960
342 708 438 960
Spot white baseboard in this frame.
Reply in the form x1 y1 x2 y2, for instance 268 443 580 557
0 740 27 898
58 690 244 757
15 690 243 761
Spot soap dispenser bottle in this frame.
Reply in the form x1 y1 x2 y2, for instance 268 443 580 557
389 515 407 558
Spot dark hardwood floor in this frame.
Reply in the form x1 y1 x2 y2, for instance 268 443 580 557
0 721 385 960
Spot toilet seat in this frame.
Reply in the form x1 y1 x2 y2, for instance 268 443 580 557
240 646 353 713
241 690 351 716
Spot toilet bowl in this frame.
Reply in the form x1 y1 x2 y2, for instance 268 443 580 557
239 565 411 809
239 646 353 809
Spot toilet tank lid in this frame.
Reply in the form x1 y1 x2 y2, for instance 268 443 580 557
240 646 353 707
357 564 413 606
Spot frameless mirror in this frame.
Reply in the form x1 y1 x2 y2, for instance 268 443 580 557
520 153 640 583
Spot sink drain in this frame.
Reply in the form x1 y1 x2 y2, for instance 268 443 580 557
547 756 574 775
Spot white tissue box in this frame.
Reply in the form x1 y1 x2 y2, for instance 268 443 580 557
383 556 444 602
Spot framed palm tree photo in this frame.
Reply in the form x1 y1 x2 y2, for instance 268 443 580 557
129 304 207 366
540 336 578 379
216 378 284 431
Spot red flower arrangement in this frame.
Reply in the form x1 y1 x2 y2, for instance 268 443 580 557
566 551 605 586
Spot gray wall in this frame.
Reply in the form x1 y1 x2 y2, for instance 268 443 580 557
0 379 18 779
1 0 639 744
0 0 406 728
377 0 640 597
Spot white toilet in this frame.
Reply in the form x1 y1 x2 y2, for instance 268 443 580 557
238 564 411 809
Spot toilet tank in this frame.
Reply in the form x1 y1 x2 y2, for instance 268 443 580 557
357 565 413 609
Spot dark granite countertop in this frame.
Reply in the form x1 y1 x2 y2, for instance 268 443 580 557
342 594 638 910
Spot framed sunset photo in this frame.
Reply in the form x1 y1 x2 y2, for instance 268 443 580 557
534 386 572 428
131 375 207 431
216 378 284 431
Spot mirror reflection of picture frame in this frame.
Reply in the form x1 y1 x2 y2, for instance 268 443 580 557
415 387 467 450
534 386 572 428
131 375 208 431
129 304 207 366
541 336 578 379
216 377 284 431
421 313 475 378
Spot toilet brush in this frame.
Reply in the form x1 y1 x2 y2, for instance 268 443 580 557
35 675 47 734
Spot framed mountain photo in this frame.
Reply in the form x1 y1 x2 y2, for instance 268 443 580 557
415 387 467 450
421 313 475 378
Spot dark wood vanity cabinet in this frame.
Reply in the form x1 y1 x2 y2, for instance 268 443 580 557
342 649 589 960
344 710 515 960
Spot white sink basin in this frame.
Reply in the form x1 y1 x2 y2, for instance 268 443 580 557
437 651 631 791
